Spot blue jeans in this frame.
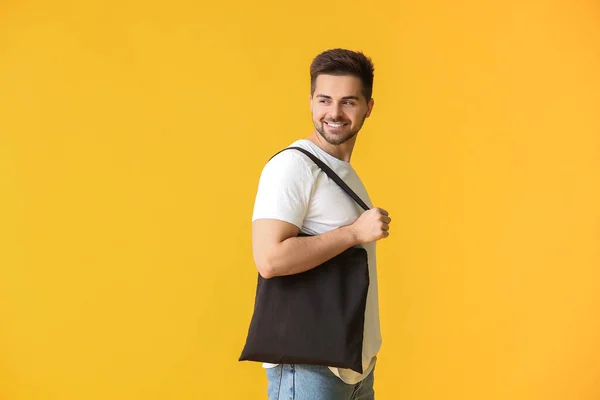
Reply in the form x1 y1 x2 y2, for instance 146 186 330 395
266 364 375 400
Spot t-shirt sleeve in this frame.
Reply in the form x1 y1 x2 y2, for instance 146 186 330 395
252 151 314 228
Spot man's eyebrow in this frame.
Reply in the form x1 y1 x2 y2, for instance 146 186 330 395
316 94 360 100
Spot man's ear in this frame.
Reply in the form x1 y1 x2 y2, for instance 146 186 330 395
365 98 375 118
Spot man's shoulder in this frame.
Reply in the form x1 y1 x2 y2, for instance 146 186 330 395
264 141 316 171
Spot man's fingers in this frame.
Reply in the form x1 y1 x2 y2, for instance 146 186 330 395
375 208 389 216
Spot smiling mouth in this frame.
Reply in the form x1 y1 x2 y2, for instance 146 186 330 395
324 121 348 128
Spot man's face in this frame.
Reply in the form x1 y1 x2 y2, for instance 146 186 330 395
310 74 374 146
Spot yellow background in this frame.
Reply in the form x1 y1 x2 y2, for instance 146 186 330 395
1 0 599 399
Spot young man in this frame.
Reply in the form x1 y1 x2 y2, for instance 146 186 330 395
251 48 391 400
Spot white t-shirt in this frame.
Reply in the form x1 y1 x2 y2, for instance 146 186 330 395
251 139 382 384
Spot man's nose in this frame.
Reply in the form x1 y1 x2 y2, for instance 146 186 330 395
329 103 343 119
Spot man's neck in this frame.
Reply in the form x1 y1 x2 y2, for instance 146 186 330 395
306 131 356 163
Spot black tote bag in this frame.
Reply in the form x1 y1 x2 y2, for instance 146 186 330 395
239 147 370 374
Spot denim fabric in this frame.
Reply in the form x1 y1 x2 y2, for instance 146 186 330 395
266 363 375 400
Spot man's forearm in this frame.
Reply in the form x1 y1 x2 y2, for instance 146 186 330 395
261 226 359 278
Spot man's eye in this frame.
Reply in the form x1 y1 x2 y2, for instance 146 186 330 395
319 100 329 104
343 101 355 106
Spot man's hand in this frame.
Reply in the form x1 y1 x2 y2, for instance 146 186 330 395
350 208 391 244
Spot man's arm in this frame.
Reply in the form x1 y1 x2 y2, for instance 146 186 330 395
252 208 391 279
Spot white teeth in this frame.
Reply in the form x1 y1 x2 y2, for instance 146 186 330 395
327 122 343 127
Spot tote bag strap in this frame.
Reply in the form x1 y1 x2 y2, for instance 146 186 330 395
271 146 370 212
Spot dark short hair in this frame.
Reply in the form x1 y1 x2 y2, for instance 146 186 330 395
310 48 375 101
